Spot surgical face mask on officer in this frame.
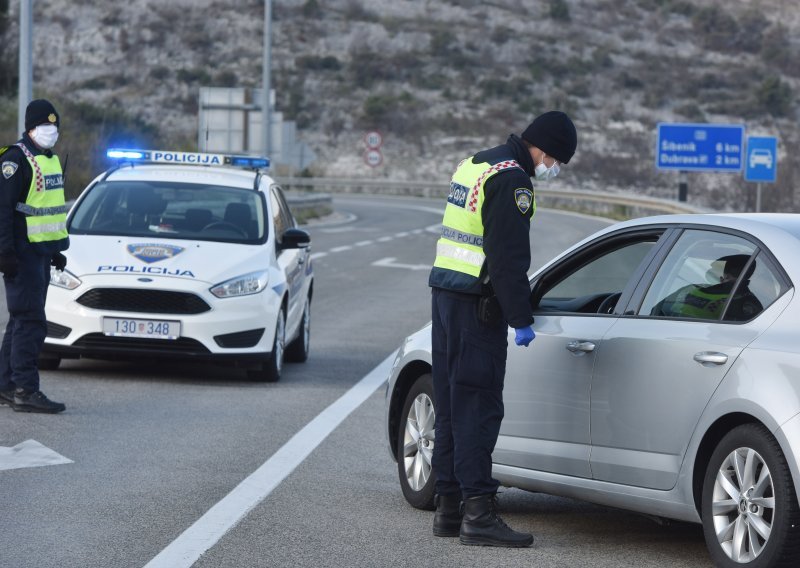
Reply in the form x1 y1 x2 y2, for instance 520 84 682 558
534 155 560 181
30 124 59 149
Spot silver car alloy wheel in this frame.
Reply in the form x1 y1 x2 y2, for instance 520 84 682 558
712 446 775 563
402 392 435 491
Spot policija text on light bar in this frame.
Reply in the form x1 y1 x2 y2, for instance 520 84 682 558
106 149 270 169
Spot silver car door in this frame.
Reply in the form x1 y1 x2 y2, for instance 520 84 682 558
495 231 664 479
590 229 787 490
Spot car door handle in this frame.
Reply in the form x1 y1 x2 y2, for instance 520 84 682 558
566 340 596 353
693 352 728 366
297 255 305 265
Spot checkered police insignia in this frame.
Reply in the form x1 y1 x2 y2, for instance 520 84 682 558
467 160 523 213
514 188 533 214
2 161 17 179
16 143 45 192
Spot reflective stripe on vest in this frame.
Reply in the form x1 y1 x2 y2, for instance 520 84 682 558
677 286 730 319
16 143 68 244
432 157 529 284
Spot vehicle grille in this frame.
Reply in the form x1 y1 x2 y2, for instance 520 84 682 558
46 321 71 339
214 328 265 348
76 288 211 314
73 333 210 354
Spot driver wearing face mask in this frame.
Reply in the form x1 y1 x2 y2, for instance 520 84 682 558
0 99 69 414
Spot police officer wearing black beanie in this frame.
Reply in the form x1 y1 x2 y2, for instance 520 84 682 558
428 111 577 547
0 99 69 413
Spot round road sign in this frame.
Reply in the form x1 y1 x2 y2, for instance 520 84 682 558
364 149 383 167
364 131 383 149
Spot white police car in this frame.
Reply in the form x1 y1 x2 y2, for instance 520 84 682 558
41 149 313 382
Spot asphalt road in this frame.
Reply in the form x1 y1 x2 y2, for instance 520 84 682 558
0 195 711 567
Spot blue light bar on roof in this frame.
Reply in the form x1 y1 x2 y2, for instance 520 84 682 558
107 149 145 160
229 156 270 168
105 148 270 169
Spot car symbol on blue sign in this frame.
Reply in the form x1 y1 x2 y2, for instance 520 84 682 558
745 136 778 183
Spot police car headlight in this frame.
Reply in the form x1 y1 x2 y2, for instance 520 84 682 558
210 270 269 298
50 268 81 290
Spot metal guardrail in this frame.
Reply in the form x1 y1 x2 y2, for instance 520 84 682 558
277 177 706 219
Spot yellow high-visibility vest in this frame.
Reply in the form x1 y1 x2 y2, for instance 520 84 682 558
431 157 533 290
14 143 68 244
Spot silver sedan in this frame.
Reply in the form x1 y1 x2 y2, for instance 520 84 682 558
385 213 800 567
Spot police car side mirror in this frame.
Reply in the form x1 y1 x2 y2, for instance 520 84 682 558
279 228 311 250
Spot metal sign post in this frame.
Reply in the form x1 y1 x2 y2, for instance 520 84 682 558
18 0 32 136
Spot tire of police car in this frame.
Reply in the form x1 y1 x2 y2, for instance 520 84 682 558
285 296 310 363
248 309 285 383
37 355 61 371
701 423 800 568
397 373 436 510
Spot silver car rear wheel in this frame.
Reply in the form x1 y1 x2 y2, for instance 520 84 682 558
702 424 800 567
711 447 774 562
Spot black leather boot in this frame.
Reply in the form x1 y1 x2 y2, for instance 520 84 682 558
459 494 534 547
432 493 463 537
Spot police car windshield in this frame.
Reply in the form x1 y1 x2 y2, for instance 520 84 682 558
69 181 267 244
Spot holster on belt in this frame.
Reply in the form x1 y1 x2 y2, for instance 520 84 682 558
477 294 503 326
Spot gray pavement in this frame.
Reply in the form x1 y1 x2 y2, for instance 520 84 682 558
0 196 711 567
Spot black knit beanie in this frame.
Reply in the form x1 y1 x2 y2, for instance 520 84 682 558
25 99 60 131
521 111 577 164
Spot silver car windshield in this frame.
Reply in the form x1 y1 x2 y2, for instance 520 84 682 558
69 180 267 244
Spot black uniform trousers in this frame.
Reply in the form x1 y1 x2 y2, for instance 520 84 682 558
0 243 50 393
431 287 508 498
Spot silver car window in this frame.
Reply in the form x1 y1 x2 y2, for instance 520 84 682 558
540 241 656 312
723 251 788 322
640 229 763 321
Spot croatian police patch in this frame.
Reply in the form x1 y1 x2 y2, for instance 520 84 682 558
514 188 533 214
2 161 17 179
447 181 469 208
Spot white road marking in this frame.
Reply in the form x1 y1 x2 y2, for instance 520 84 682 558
330 245 352 253
377 236 392 243
144 352 397 568
372 257 430 271
394 231 409 238
310 252 328 260
411 229 423 235
0 439 73 471
354 240 373 247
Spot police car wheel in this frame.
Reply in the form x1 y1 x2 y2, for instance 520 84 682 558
285 296 310 363
701 424 800 568
248 309 285 383
38 355 61 371
397 373 436 510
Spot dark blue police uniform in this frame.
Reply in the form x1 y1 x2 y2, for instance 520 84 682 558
429 134 538 498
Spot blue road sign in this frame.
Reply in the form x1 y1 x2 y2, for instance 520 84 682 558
745 136 777 183
656 123 744 172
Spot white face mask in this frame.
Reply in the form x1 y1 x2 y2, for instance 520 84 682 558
534 157 560 181
31 124 59 149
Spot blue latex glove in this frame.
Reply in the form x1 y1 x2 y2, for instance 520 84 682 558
514 326 535 347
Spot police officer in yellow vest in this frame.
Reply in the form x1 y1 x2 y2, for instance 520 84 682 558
0 99 68 413
429 111 577 547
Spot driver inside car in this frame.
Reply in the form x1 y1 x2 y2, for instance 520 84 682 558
652 254 763 320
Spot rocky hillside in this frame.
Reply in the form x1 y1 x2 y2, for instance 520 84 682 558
1 0 797 212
